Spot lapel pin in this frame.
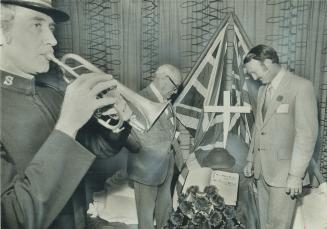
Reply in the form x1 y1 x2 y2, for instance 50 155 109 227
277 95 283 102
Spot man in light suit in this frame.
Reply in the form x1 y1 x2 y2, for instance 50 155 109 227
127 64 182 229
243 45 318 229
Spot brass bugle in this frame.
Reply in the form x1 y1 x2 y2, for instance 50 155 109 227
47 53 168 133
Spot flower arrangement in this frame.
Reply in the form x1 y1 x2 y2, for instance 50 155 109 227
165 185 244 229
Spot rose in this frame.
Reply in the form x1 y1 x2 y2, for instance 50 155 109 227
170 211 184 226
186 186 199 196
191 212 206 225
222 219 234 229
178 193 188 203
178 200 194 217
204 185 218 198
193 195 211 213
211 194 225 210
223 219 244 229
208 210 223 227
167 185 244 228
224 206 237 220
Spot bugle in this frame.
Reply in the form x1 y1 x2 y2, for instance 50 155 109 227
47 53 168 133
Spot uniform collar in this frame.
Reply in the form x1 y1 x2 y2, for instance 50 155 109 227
0 69 36 95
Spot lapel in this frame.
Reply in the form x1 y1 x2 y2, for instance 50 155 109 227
141 86 176 135
140 86 159 102
162 103 176 136
261 72 292 128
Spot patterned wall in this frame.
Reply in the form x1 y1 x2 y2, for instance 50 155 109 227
53 0 327 180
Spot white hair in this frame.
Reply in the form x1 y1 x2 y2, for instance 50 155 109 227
154 64 182 86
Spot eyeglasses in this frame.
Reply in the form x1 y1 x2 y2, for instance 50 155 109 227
165 75 179 91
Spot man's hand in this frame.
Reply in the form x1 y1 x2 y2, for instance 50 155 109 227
244 161 254 177
55 73 117 138
102 95 132 121
285 174 302 199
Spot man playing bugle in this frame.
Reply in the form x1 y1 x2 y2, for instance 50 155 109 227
0 0 135 228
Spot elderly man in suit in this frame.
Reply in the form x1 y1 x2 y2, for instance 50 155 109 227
127 64 182 229
243 45 318 229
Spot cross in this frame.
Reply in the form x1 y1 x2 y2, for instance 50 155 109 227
204 91 251 148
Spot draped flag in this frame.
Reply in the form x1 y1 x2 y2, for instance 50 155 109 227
173 13 258 194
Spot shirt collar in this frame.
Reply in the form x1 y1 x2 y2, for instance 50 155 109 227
270 67 285 90
149 83 165 103
0 69 36 95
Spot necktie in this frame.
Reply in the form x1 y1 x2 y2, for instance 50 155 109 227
262 84 272 119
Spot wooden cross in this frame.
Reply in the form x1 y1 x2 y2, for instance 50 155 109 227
204 91 251 148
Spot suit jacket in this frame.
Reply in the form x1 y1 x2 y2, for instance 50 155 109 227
247 70 318 187
127 86 176 186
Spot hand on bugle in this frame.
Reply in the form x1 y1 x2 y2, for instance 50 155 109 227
55 72 126 138
101 95 133 122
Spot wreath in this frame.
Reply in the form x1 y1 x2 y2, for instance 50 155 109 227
164 185 245 229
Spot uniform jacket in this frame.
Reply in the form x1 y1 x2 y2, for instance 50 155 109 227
0 70 129 229
127 86 176 186
247 70 318 187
